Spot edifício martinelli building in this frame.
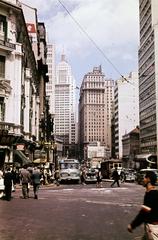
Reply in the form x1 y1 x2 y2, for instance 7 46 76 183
79 66 114 161
55 53 77 157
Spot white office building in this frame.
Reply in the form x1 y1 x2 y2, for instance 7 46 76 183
114 72 139 159
55 54 77 156
46 44 56 115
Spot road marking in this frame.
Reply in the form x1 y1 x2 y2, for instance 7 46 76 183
85 200 138 207
48 187 128 193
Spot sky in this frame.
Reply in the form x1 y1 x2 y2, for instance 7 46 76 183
21 0 139 87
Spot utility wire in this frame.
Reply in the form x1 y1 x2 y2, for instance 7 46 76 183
57 0 132 84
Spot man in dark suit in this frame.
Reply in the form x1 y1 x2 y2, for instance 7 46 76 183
4 168 13 201
111 167 120 187
32 167 41 199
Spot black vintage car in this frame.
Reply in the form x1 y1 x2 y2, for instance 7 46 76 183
85 169 97 183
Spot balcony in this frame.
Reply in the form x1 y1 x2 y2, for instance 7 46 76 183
0 122 22 135
0 37 16 52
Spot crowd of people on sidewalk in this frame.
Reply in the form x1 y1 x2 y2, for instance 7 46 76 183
0 165 49 201
0 165 125 201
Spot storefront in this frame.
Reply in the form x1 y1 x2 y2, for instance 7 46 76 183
0 130 34 169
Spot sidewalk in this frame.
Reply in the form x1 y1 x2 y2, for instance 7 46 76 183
15 183 59 190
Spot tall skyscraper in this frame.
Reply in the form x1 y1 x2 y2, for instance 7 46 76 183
139 0 158 157
105 78 115 148
79 66 114 160
55 54 77 156
46 44 56 115
114 72 139 159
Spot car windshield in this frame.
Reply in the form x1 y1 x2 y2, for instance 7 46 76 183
60 163 79 169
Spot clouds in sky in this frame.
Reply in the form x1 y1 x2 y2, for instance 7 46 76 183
21 0 139 83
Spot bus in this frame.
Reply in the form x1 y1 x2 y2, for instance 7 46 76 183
58 159 81 183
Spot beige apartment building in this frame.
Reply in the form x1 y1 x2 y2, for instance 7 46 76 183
79 66 114 160
139 0 158 161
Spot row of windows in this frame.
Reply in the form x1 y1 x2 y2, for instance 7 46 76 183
139 44 154 70
140 0 150 22
85 137 104 142
139 73 155 93
140 94 155 109
140 104 156 119
139 32 154 59
140 23 152 46
139 82 155 101
140 13 151 38
139 53 154 74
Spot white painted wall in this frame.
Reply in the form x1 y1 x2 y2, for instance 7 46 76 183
115 72 139 158
5 42 22 127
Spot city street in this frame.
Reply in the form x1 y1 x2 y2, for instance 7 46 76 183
0 182 145 240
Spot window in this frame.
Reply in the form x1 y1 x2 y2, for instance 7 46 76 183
0 56 5 78
0 15 7 39
0 97 5 121
0 21 3 34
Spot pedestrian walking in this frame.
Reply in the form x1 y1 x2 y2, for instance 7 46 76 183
31 167 41 199
111 167 120 187
0 168 3 179
4 168 13 201
20 166 31 199
80 168 86 185
0 168 4 199
127 171 158 239
96 169 102 188
54 169 60 186
27 166 33 197
11 168 16 191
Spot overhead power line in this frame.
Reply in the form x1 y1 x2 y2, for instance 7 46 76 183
57 0 132 84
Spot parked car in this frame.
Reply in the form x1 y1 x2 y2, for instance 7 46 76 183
124 169 136 182
85 169 97 183
136 168 158 185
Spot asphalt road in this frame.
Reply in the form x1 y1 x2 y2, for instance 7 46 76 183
0 181 145 240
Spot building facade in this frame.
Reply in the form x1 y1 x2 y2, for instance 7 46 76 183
79 66 114 160
55 54 77 157
0 0 39 168
105 78 115 149
22 2 50 141
139 0 158 159
46 43 56 115
114 71 139 159
122 127 140 168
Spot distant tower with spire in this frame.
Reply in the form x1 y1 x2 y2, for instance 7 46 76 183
55 53 77 157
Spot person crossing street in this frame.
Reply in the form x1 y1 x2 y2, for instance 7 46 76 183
31 167 41 199
111 167 120 187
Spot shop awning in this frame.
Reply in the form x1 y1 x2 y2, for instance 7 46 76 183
135 154 156 164
14 150 31 166
33 158 47 164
